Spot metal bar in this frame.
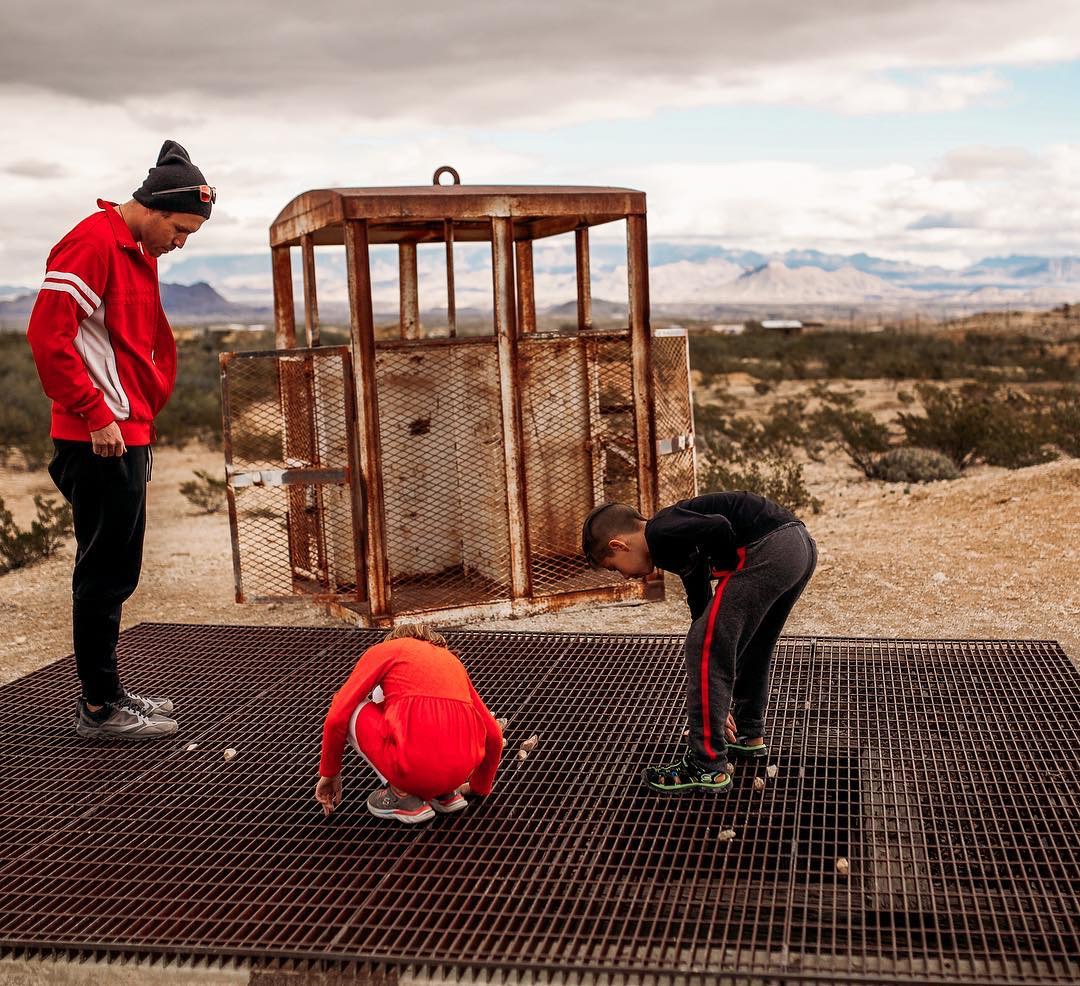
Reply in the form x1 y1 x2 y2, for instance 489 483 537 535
626 214 657 516
444 219 457 338
300 233 320 347
218 354 245 603
627 215 662 599
338 348 368 603
575 226 592 332
227 467 348 488
491 216 532 599
398 241 420 340
515 239 536 334
344 219 392 618
271 244 296 349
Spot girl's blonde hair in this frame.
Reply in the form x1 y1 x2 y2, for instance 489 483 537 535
383 622 448 649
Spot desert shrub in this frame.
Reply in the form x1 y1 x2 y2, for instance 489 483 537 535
697 449 821 516
870 447 960 484
0 336 53 469
806 389 890 477
0 494 73 572
180 469 227 513
1043 386 1080 457
899 384 1056 469
689 329 1080 386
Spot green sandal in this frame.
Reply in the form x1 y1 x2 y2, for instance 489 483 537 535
643 749 732 793
727 736 768 760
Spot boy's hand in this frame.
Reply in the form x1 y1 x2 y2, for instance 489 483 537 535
315 774 342 816
725 713 738 744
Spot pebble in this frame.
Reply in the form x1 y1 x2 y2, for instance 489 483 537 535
717 829 737 842
13 635 26 646
752 776 766 791
223 748 238 761
932 571 947 583
725 762 735 774
766 764 779 779
520 735 539 752
516 749 528 761
185 742 199 752
836 857 850 876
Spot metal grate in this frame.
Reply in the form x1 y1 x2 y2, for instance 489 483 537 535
652 328 697 507
0 626 1077 984
374 340 513 613
221 348 362 602
519 335 634 596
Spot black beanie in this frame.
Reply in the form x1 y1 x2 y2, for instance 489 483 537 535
132 140 213 219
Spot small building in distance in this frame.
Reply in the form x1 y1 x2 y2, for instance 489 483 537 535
709 322 746 335
755 318 803 335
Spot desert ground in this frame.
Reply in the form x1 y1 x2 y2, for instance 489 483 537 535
2 400 1076 686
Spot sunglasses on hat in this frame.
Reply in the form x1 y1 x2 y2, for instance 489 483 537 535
151 184 216 204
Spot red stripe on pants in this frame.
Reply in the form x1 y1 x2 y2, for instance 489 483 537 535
699 547 747 760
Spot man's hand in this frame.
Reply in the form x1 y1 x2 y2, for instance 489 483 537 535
315 774 342 816
90 421 126 457
725 713 738 744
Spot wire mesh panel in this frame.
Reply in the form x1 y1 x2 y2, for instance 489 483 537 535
0 626 1078 984
221 347 362 602
653 328 697 508
520 336 617 595
374 340 513 614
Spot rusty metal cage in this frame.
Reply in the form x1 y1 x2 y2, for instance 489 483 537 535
221 171 696 625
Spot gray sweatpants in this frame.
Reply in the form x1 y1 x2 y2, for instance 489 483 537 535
684 522 817 769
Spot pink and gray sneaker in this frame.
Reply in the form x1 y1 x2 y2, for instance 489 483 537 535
430 790 468 814
366 787 435 824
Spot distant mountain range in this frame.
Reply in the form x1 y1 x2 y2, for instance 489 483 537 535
3 243 1079 327
0 282 270 330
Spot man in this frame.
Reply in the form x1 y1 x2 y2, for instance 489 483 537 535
26 140 213 739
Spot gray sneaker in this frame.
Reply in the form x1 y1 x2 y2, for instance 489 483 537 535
366 787 435 824
120 687 175 717
75 698 178 740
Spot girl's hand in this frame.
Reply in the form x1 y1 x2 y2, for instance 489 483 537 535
315 774 342 816
725 713 738 744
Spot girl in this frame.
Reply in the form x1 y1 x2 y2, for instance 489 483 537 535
315 623 504 823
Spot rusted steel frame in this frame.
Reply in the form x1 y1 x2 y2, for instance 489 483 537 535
300 233 320 347
491 216 532 600
218 352 246 603
374 335 492 353
627 215 663 600
398 242 420 339
227 467 348 488
338 347 368 601
303 354 330 587
283 356 316 583
271 245 296 349
344 219 392 618
444 219 457 338
515 240 536 334
575 226 592 332
582 337 605 505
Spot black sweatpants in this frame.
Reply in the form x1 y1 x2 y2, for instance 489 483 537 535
684 522 817 769
48 439 149 705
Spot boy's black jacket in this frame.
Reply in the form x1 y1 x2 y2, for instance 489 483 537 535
645 491 801 619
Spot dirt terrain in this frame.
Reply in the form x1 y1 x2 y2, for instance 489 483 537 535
2 436 1077 685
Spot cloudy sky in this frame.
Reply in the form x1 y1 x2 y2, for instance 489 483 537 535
2 0 1080 287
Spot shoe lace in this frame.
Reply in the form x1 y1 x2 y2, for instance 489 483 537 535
114 695 154 724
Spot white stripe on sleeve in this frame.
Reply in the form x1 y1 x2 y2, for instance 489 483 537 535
44 270 102 308
40 280 94 317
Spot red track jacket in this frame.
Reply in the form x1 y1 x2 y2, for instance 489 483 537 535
26 200 176 445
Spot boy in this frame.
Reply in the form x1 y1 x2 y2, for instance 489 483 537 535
581 492 816 792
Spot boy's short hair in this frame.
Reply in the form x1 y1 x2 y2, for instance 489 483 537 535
581 502 646 568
